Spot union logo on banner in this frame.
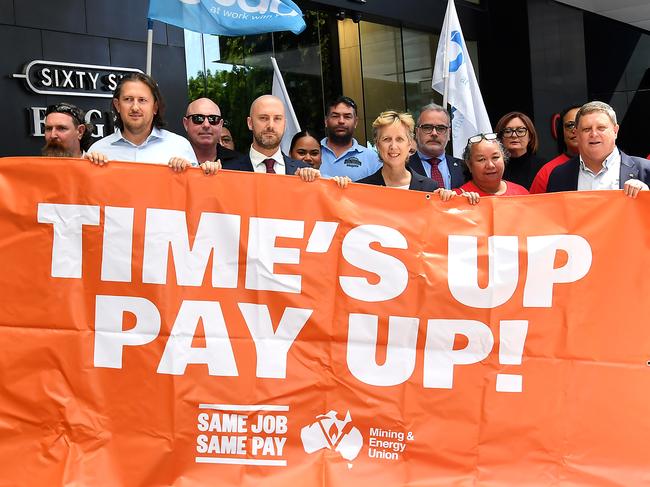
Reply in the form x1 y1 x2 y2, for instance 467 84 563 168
300 410 363 464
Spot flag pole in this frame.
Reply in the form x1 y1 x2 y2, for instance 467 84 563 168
441 0 452 109
146 19 154 76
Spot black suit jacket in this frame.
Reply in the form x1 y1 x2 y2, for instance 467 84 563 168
546 149 650 192
221 151 308 175
215 143 242 164
357 167 439 192
408 152 466 189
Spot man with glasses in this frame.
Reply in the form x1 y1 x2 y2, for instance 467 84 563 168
410 103 466 190
183 97 241 168
86 73 204 172
546 101 650 198
42 103 93 158
319 96 381 181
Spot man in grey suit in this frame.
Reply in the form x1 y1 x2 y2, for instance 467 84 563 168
222 95 306 175
546 101 649 198
409 103 466 190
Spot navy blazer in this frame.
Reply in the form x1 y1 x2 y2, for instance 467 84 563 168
357 167 439 192
408 152 466 189
546 149 650 192
222 151 308 175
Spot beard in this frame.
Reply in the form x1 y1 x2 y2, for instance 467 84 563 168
253 130 281 150
326 126 354 146
41 140 75 157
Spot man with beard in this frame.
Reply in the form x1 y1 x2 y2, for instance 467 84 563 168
183 97 241 167
41 102 93 158
408 103 466 190
319 96 381 181
222 95 307 175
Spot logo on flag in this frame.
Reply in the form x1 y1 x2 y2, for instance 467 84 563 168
148 0 306 36
432 0 492 157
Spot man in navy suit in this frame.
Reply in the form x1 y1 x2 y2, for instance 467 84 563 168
222 95 307 175
546 101 649 198
409 103 466 190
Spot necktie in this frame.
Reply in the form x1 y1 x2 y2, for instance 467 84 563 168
263 158 276 174
428 158 445 188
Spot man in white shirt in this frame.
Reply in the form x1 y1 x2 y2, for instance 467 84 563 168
546 101 650 198
222 95 306 175
86 73 217 174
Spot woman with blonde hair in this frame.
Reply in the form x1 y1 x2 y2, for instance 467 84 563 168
357 110 477 203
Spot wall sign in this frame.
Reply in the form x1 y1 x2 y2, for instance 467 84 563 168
12 60 143 98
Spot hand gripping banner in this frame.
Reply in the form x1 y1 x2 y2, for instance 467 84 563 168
0 157 650 486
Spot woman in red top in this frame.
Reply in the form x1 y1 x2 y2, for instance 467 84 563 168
456 133 529 196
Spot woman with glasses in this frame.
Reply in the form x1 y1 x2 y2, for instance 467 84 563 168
457 133 529 196
529 104 582 194
495 111 544 190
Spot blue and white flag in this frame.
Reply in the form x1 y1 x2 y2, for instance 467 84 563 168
147 0 306 36
432 0 491 157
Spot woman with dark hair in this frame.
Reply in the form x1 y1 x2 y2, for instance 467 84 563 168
495 111 544 190
456 133 529 196
529 104 581 194
289 130 321 168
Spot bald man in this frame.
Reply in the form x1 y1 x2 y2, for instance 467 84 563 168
183 97 241 166
222 95 307 175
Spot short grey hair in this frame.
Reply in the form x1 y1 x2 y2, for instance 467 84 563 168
417 103 451 125
575 101 617 127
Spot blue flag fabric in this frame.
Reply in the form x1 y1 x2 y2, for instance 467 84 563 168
147 0 306 36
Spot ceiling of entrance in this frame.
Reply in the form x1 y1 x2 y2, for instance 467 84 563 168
555 0 650 31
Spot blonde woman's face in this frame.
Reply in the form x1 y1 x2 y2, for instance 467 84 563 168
376 122 411 168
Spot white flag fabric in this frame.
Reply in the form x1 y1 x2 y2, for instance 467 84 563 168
271 57 301 155
432 0 492 157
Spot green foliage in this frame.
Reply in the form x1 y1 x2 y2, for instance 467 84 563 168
186 11 337 151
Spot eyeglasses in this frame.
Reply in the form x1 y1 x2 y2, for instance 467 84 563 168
468 133 498 144
563 121 577 130
501 127 528 137
185 114 223 125
45 103 84 124
417 124 449 135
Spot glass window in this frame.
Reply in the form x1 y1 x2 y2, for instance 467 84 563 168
184 11 337 152
358 21 406 145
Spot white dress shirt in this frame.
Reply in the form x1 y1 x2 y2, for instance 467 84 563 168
249 146 285 174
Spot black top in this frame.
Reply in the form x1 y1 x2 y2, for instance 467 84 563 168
215 143 242 164
357 166 439 192
503 151 545 190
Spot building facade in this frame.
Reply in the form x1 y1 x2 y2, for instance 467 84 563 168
1 0 648 160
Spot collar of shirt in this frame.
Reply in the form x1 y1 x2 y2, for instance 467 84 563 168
416 151 447 166
249 146 284 169
579 148 619 176
320 137 362 158
111 126 163 147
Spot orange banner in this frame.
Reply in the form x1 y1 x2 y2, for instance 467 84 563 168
1 156 650 486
